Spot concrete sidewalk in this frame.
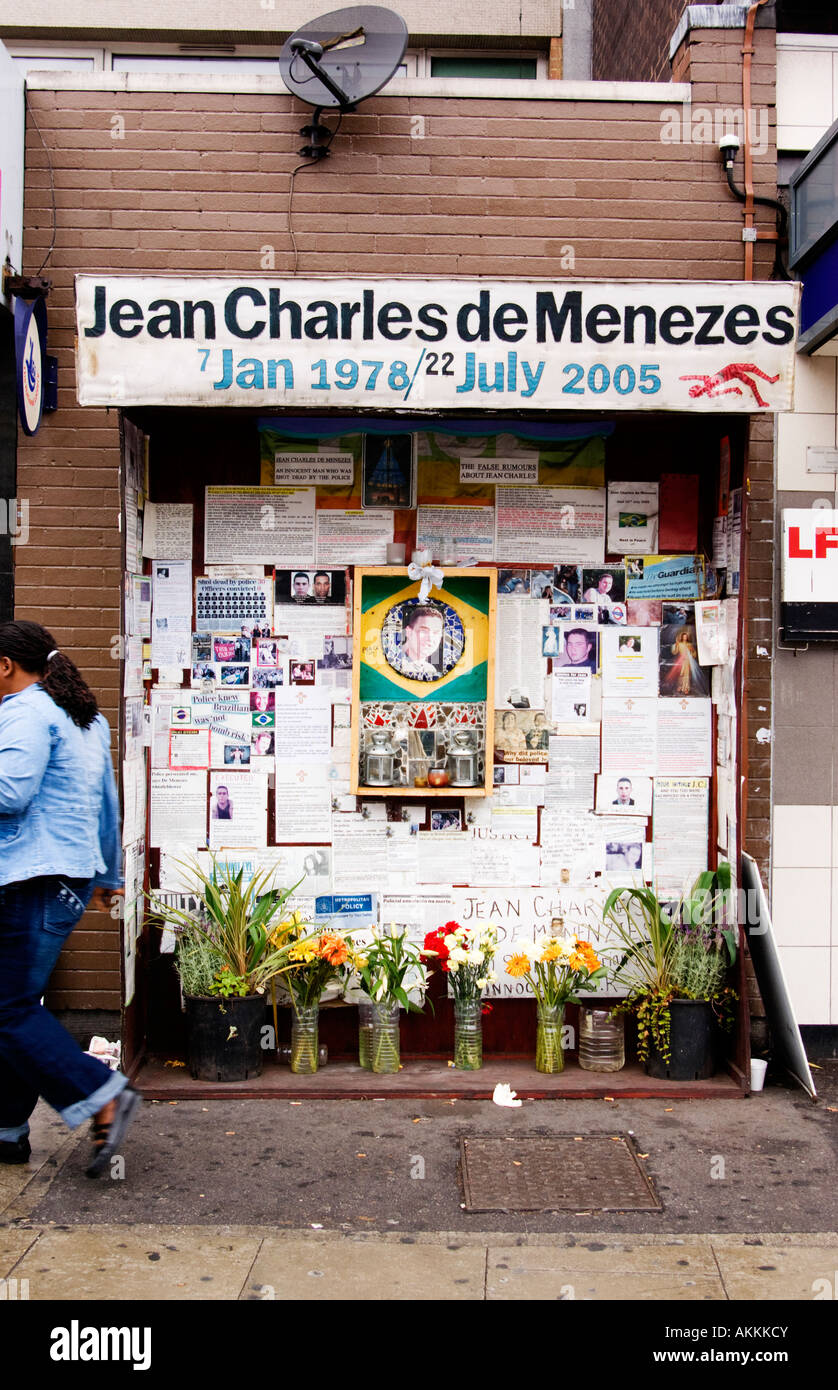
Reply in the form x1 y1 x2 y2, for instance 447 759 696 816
4 1220 838 1301
1 1072 836 1301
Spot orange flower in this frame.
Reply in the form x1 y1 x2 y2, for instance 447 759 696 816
574 939 601 971
569 952 587 972
317 933 348 966
505 953 531 978
540 939 562 963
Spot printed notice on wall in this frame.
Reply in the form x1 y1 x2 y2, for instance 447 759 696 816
495 596 549 710
460 455 539 484
416 505 495 563
601 626 660 696
142 501 194 560
274 762 332 843
494 486 605 564
150 770 207 848
653 776 709 891
274 451 355 485
205 486 315 566
315 509 393 566
601 696 657 774
656 698 711 776
606 481 658 555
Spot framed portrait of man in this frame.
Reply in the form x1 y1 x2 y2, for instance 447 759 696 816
351 566 496 798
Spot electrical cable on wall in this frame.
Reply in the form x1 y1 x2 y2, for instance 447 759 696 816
25 91 57 276
287 111 343 275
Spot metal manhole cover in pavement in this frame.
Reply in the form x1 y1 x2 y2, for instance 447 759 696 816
460 1135 661 1212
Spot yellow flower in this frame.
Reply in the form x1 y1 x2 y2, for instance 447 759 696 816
540 939 562 963
506 953 531 978
289 940 318 964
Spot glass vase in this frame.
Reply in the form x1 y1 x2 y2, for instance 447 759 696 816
290 1003 320 1074
370 1000 400 1074
536 1002 565 1074
453 999 483 1070
358 999 373 1070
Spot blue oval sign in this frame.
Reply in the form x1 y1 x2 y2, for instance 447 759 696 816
14 296 47 436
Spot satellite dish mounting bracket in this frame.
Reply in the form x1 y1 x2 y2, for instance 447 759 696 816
289 37 356 111
299 106 348 161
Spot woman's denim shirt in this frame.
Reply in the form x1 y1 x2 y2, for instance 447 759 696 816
0 685 122 889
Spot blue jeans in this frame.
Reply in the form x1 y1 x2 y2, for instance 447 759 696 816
0 875 127 1140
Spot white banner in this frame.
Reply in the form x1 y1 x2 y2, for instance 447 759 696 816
75 277 799 412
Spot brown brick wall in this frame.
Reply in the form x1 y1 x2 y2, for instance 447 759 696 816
593 0 686 81
18 42 778 1005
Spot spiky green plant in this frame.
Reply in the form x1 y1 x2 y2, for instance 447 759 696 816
603 864 738 1062
147 857 313 997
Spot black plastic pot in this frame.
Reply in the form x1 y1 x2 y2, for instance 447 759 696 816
185 994 267 1082
644 999 716 1081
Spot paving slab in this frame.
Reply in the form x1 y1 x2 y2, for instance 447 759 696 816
488 1239 719 1275
487 1269 725 1300
713 1244 838 1300
0 1224 41 1276
9 1225 262 1301
247 1233 486 1300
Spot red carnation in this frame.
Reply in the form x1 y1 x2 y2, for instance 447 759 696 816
422 929 451 973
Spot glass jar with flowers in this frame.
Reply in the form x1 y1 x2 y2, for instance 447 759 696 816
278 925 354 1073
505 932 606 1073
423 920 498 1069
354 925 430 1073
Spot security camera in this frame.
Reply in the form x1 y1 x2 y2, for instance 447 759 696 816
718 133 741 167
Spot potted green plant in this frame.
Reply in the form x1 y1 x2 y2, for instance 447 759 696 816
603 865 737 1080
149 859 310 1082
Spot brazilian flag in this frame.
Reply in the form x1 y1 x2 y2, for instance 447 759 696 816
359 574 491 705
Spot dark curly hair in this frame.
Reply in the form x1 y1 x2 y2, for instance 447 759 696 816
0 620 99 728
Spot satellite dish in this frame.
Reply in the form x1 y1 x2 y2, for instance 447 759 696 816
280 6 408 111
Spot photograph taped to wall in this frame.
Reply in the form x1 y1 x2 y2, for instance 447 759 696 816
581 566 626 624
250 689 275 712
494 709 553 762
658 606 710 698
553 565 582 603
252 666 284 689
274 568 347 606
219 663 250 686
595 772 653 815
497 569 531 596
254 638 281 668
361 433 416 509
553 624 599 673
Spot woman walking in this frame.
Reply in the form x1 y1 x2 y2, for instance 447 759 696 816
0 620 139 1177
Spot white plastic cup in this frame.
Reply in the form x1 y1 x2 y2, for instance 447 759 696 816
750 1057 768 1091
386 542 406 565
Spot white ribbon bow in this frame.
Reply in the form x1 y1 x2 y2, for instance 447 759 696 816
407 559 445 603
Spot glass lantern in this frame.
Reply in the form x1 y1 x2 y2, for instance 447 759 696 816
365 729 396 786
447 729 479 786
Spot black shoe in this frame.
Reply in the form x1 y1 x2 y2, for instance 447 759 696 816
85 1087 141 1179
0 1136 31 1165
